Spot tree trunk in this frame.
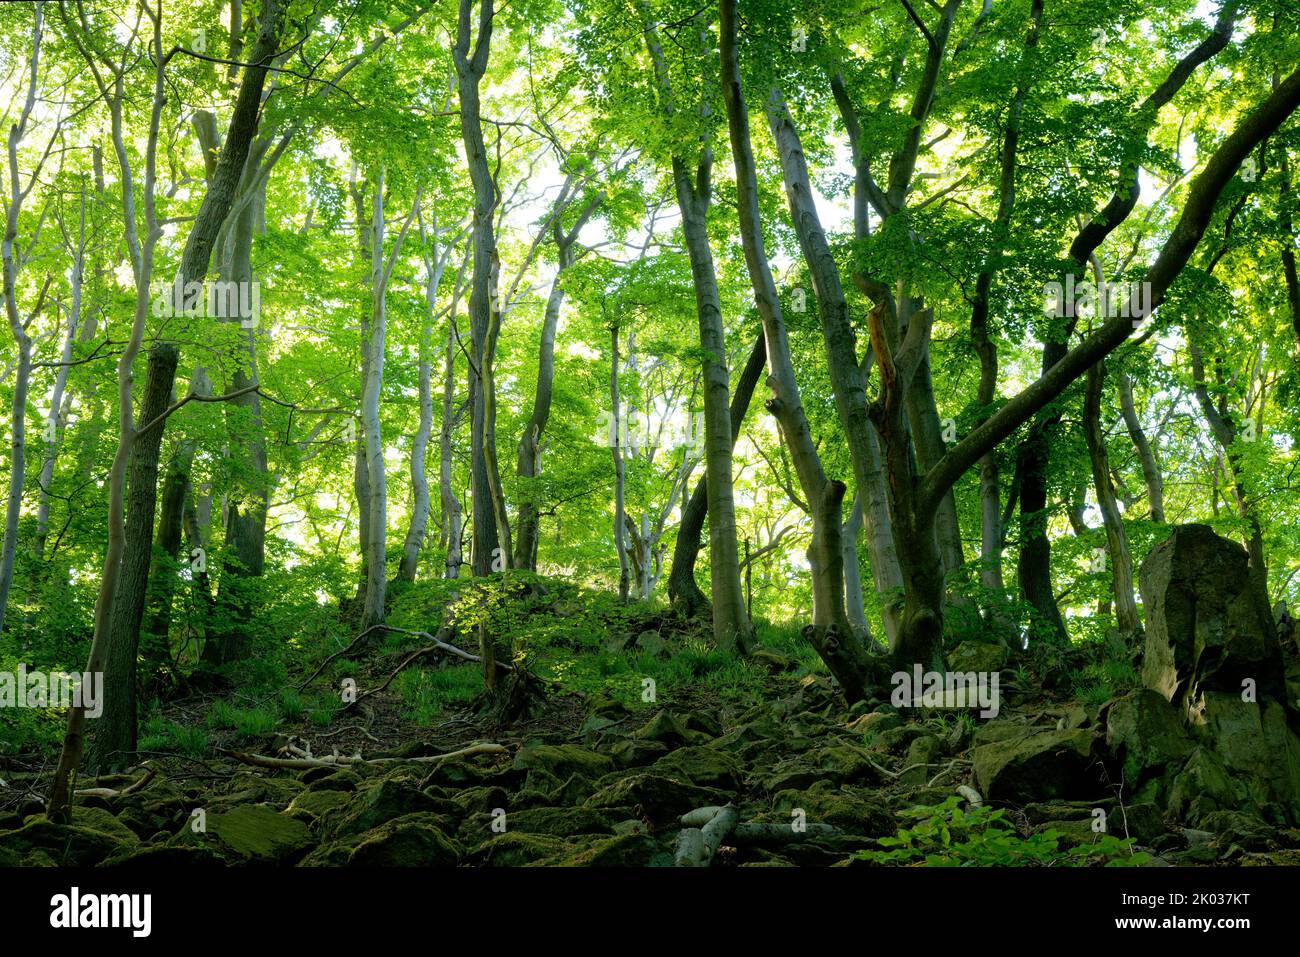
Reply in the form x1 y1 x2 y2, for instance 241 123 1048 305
514 194 600 571
92 342 179 768
441 313 464 579
667 331 765 615
400 234 447 582
1084 361 1140 636
610 324 630 602
1117 372 1165 523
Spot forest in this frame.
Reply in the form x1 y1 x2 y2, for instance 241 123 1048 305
0 0 1298 879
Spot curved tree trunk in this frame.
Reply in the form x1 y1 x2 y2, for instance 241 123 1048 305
1084 361 1140 636
1117 372 1165 523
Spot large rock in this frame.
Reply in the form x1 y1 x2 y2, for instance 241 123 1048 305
1139 525 1281 706
1105 689 1194 787
182 804 311 863
973 728 1100 803
346 814 460 866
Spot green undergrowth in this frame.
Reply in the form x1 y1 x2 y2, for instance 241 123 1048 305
856 797 1151 867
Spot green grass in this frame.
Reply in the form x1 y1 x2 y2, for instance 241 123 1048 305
205 700 278 738
395 663 482 724
138 716 209 757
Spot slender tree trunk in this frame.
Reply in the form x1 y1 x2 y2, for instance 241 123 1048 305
0 6 43 638
34 180 86 566
209 171 269 662
1117 372 1165 522
720 0 868 683
92 343 179 768
441 311 464 579
610 324 629 602
514 193 600 571
400 241 443 582
667 331 764 614
841 494 873 646
361 178 389 629
1084 361 1140 636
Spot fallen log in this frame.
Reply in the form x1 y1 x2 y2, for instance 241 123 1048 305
674 804 738 867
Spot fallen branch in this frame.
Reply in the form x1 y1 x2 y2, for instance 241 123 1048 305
73 766 157 799
220 741 507 771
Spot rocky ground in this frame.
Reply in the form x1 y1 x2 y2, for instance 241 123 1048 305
3 648 1299 867
4 527 1298 867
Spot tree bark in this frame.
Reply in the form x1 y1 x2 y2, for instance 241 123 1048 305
721 0 866 689
1083 361 1140 636
1117 372 1165 523
667 331 765 615
93 343 179 768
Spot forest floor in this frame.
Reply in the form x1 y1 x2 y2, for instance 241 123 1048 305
3 586 1300 867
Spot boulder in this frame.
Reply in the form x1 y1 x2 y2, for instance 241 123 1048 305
185 804 311 864
583 772 726 822
946 640 1008 674
329 777 447 837
1139 524 1282 706
973 728 1100 803
648 746 744 790
346 814 460 866
1105 689 1194 786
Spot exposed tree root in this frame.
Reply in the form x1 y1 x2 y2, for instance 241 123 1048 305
474 665 548 727
219 741 507 770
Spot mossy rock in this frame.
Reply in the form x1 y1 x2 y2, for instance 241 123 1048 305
648 746 743 790
504 806 618 837
764 744 886 792
846 711 903 736
298 839 360 866
1167 747 1240 825
65 805 140 846
285 788 353 824
346 814 460 867
1105 689 1194 787
902 736 944 786
946 639 1008 674
584 772 726 822
101 844 225 867
7 815 131 866
417 756 491 789
1031 819 1098 847
182 804 312 863
634 710 696 746
303 768 363 792
603 737 669 768
511 743 613 781
516 768 596 807
771 782 895 836
555 832 670 867
329 777 447 838
972 727 1100 803
469 831 570 866
208 774 302 808
710 715 785 753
